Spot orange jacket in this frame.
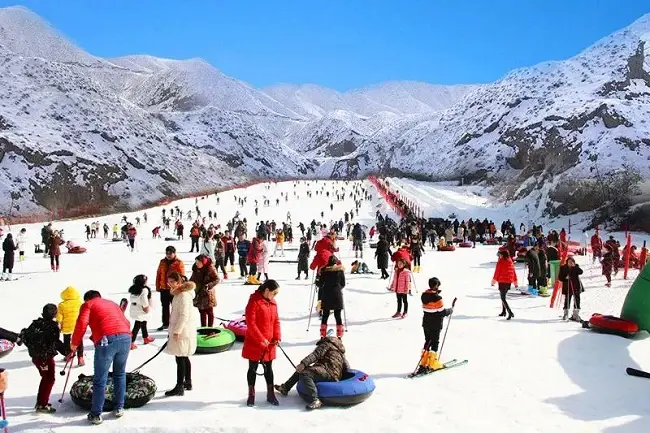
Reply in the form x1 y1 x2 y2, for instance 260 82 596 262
155 257 185 292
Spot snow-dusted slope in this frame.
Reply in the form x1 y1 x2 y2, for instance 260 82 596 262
0 6 649 221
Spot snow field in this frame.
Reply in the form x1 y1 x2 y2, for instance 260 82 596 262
0 180 649 433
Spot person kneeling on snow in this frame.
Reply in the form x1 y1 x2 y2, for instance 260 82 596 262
274 332 349 410
350 260 372 274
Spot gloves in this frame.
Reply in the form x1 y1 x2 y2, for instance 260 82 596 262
296 363 305 373
491 279 496 286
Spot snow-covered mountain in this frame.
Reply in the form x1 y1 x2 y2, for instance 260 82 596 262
0 5 649 222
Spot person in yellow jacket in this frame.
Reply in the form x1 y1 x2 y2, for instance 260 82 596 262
272 230 285 257
56 286 85 366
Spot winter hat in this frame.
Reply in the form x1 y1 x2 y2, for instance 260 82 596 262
195 254 210 266
165 245 176 254
42 303 57 321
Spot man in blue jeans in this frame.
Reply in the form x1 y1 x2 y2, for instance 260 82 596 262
71 290 131 425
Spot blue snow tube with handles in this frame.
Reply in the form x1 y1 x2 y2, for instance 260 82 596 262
296 369 375 406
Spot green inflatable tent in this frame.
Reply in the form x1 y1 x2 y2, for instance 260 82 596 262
621 262 650 332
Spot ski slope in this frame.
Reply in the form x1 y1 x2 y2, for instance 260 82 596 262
1 180 649 433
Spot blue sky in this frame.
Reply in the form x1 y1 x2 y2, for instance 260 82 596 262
1 0 648 91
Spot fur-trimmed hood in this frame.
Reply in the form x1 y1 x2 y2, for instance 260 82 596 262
171 281 196 298
321 264 344 273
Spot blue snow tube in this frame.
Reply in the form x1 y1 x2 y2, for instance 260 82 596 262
296 369 375 406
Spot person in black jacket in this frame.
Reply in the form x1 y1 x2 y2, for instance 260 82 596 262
2 233 17 281
20 304 67 413
317 255 345 339
375 235 392 279
417 277 453 374
525 245 541 292
537 247 548 292
558 257 584 321
296 237 310 280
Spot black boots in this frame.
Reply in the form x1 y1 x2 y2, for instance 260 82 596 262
165 384 184 397
247 385 255 407
246 385 279 406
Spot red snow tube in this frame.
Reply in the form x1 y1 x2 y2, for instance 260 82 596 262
588 314 638 338
68 246 87 254
224 317 246 341
438 245 456 252
483 238 499 245
458 242 473 248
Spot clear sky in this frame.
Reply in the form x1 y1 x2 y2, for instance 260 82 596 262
1 0 648 91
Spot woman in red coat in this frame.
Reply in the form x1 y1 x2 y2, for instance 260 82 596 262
491 250 518 320
242 279 281 407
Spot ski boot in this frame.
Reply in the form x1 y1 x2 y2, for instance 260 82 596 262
415 350 430 375
571 309 582 322
427 351 444 371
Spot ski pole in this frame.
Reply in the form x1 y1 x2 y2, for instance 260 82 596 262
58 358 74 403
438 297 457 361
305 272 317 331
277 344 297 369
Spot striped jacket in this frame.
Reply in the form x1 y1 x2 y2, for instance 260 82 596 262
421 290 452 330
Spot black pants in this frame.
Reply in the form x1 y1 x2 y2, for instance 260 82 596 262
225 251 235 266
44 242 50 255
190 237 199 252
282 369 326 402
321 309 342 326
131 321 149 342
499 283 513 315
128 238 135 249
160 291 173 327
63 334 84 357
247 360 273 386
380 267 389 279
249 263 258 276
239 256 248 277
215 259 227 275
413 256 421 267
396 293 408 313
176 356 192 385
527 274 538 290
563 288 581 310
423 324 443 352
50 255 59 268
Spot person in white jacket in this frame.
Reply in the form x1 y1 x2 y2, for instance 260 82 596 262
16 228 27 261
165 272 197 396
128 275 154 349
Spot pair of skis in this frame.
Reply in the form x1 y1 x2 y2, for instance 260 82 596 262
406 359 468 378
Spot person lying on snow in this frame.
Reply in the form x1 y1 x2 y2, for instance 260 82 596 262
274 330 350 410
350 260 373 274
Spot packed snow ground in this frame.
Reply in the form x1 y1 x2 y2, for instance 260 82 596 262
1 180 649 433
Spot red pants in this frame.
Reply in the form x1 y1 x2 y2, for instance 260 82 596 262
199 309 214 327
32 358 55 406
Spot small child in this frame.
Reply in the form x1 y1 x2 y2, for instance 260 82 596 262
409 236 425 273
56 286 84 366
129 274 154 349
418 277 453 374
21 303 67 413
390 258 412 318
297 237 310 280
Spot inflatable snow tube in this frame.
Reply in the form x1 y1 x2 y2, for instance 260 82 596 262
458 242 473 248
0 339 14 359
588 314 639 338
68 246 87 254
196 327 236 354
225 318 247 341
70 372 156 412
483 238 499 245
164 237 178 242
296 369 375 406
438 245 456 252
